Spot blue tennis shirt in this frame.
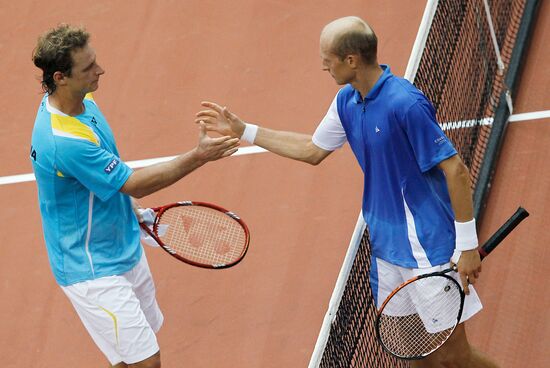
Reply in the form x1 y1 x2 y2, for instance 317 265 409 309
30 94 142 286
337 66 458 268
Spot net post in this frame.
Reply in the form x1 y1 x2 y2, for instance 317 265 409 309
482 0 506 73
473 0 541 221
308 213 366 368
404 0 439 81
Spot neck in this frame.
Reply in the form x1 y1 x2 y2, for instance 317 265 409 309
48 89 86 116
351 64 384 99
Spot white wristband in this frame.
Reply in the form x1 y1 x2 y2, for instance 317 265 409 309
454 218 479 251
241 123 258 144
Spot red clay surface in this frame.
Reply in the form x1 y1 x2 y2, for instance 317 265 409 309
0 1 548 367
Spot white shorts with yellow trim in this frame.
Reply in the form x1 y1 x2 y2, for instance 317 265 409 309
61 251 163 365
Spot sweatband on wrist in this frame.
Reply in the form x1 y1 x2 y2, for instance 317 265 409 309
241 123 258 144
450 249 461 264
454 218 478 251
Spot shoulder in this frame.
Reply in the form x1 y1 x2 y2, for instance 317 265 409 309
84 93 97 104
335 84 359 117
83 93 100 111
384 77 434 118
387 76 424 102
336 84 356 102
32 96 55 145
51 114 101 147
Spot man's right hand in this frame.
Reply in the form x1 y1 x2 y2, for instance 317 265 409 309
194 121 240 163
195 101 245 138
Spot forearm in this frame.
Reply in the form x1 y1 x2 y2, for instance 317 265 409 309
249 126 330 165
121 149 206 198
440 155 481 291
196 102 330 164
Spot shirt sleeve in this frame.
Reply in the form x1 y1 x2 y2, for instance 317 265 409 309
312 94 347 151
54 137 133 202
400 98 457 172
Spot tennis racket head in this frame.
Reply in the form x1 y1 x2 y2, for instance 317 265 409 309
148 201 250 269
376 273 464 360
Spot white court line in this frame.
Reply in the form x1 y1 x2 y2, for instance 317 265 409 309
0 145 267 186
509 109 550 122
126 145 267 168
2 110 548 187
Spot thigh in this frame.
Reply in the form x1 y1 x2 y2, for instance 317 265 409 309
417 323 472 367
374 260 483 334
404 262 483 325
62 275 160 365
123 251 164 332
371 257 413 311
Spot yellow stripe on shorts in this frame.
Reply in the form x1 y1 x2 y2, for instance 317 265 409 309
97 305 119 346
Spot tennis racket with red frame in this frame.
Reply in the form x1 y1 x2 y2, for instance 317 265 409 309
375 207 529 360
140 201 250 269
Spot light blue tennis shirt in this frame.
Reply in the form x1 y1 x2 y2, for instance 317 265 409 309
314 65 458 268
30 94 142 286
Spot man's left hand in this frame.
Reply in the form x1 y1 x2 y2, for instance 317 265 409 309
453 249 482 295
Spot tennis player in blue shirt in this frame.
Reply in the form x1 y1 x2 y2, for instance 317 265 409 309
31 24 239 367
196 16 499 368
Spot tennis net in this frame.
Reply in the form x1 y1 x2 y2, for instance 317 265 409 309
309 1 539 367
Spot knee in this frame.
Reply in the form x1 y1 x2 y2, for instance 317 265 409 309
131 351 161 368
438 347 472 368
435 324 473 368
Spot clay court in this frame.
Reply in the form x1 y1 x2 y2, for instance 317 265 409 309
0 1 548 367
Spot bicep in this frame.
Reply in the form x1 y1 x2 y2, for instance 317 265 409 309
119 171 139 196
56 139 132 201
306 141 333 165
437 154 473 221
437 154 466 177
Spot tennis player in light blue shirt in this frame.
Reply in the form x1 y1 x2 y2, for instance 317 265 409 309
30 24 239 367
32 93 141 286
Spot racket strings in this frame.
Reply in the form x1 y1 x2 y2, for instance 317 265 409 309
158 206 247 266
378 276 463 358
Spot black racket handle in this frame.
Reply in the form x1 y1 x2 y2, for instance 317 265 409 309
479 207 529 259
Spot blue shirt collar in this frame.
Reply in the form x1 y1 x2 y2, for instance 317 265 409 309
353 64 392 103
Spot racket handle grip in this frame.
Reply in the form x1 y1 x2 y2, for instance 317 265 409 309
479 207 529 259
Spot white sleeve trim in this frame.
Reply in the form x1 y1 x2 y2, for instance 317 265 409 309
312 94 347 151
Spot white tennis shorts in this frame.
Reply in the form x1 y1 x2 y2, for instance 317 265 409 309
61 251 164 365
372 257 483 330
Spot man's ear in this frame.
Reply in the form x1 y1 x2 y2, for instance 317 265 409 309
52 71 67 86
346 54 360 69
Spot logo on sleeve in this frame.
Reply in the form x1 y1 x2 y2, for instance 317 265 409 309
104 158 119 174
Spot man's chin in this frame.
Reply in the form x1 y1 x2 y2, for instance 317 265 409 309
88 84 99 93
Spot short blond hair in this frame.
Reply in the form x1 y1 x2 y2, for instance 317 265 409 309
323 16 378 64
